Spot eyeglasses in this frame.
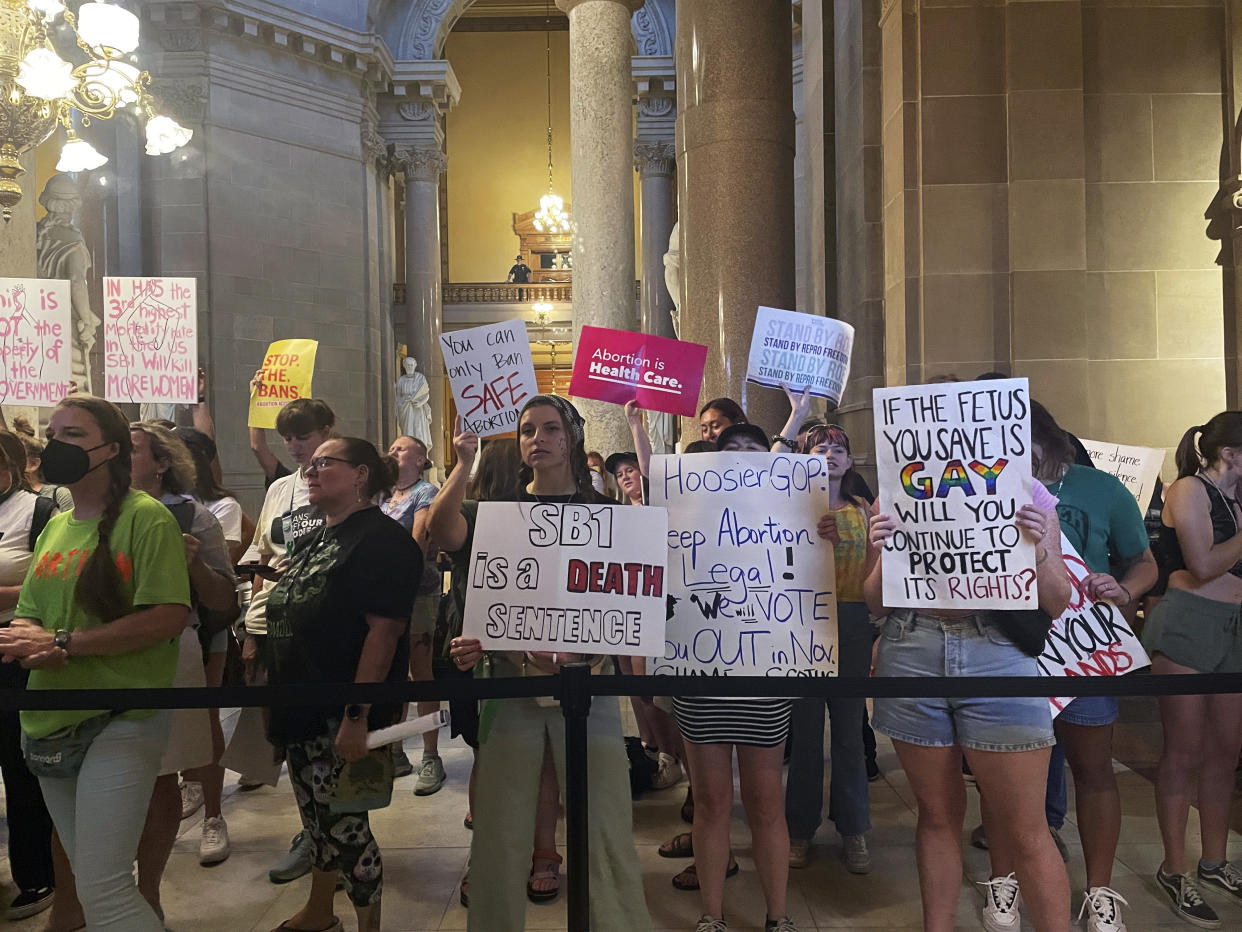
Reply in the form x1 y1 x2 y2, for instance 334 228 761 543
307 455 355 473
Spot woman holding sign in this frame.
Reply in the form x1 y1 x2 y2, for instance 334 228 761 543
1144 412 1242 928
435 395 653 932
864 495 1072 932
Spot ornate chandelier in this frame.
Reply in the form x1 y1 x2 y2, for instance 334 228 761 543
531 0 568 235
0 0 193 221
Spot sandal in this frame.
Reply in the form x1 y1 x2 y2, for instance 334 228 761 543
672 856 739 891
463 811 473 831
527 849 562 903
659 831 694 859
681 786 694 824
460 871 470 908
270 919 343 932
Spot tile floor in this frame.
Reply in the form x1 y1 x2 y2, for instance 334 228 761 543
2 696 1240 931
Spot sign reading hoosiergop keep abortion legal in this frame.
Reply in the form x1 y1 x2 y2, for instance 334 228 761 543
463 501 669 657
648 452 838 679
440 320 540 437
874 378 1036 610
0 278 71 407
104 277 197 405
746 306 854 406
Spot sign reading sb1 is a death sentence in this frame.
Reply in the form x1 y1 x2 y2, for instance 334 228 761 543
440 319 540 437
747 306 855 406
568 325 708 417
649 452 838 679
463 501 668 657
0 278 71 406
103 277 197 405
248 339 319 429
874 378 1035 610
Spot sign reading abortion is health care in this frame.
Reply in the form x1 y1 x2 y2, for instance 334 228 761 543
463 501 668 657
0 278 71 407
746 306 854 406
1079 439 1164 508
104 277 198 405
649 452 838 680
568 325 708 417
1038 533 1151 717
441 319 540 437
874 378 1035 610
248 339 319 429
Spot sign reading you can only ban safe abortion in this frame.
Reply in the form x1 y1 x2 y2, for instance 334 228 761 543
649 452 838 679
104 277 197 405
874 378 1035 610
0 278 71 407
463 501 669 657
440 320 540 437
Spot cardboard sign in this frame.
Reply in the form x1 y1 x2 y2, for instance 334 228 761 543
1038 533 1151 717
441 320 539 437
1080 439 1164 508
874 378 1036 610
248 339 319 429
746 306 855 406
104 277 197 405
0 278 71 407
463 501 669 656
648 452 838 680
567 325 708 417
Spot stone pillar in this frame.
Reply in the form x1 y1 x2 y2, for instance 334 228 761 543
676 0 795 438
397 145 448 467
0 152 38 428
1222 0 1242 406
558 0 643 455
635 141 677 341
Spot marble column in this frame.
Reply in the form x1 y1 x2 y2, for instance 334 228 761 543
0 153 38 428
558 0 643 456
1223 0 1242 405
676 0 795 438
398 144 448 468
635 139 678 452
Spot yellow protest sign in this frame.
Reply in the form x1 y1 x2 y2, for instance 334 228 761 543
248 339 318 429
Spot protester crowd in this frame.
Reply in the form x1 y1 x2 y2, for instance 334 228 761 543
0 364 1239 932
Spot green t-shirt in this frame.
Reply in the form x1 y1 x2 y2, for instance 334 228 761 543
1045 464 1149 575
16 489 192 738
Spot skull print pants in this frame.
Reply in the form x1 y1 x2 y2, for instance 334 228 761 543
286 734 383 907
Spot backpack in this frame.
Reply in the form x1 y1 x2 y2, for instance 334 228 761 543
162 499 240 643
28 490 58 552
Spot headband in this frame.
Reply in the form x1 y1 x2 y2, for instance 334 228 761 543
520 394 586 445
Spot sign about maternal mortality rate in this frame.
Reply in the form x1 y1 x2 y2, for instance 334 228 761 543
746 306 854 407
649 452 838 679
0 278 71 407
248 339 319 429
440 319 540 437
874 378 1035 610
463 501 669 657
568 326 708 417
104 277 197 405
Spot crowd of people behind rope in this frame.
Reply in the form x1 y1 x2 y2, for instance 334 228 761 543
0 364 1237 932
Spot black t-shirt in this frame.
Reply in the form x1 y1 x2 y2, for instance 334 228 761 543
508 262 532 284
265 459 292 489
264 507 421 745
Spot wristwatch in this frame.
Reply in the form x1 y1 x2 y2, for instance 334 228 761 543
344 703 367 722
53 629 71 653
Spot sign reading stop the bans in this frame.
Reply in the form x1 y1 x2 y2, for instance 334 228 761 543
248 339 319 429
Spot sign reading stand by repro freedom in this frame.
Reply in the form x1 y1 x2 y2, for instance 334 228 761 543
440 320 540 437
746 306 854 407
568 325 708 417
104 277 197 405
248 339 319 429
0 278 71 407
873 378 1035 611
463 501 669 657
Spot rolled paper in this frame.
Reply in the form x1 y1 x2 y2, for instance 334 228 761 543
365 708 451 750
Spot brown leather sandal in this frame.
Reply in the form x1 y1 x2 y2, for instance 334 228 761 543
527 849 562 903
671 855 739 890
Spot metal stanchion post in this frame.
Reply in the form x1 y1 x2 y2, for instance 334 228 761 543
560 662 592 932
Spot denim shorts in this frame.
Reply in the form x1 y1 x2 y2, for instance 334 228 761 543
1056 694 1119 727
872 611 1055 753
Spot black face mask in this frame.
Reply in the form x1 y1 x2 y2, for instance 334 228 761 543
41 439 110 485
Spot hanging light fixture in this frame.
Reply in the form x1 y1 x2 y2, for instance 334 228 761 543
0 0 193 221
531 0 569 235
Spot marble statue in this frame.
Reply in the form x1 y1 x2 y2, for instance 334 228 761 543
663 219 680 339
396 355 433 447
36 174 99 395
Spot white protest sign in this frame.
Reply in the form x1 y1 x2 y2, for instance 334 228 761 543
463 501 668 656
440 320 539 437
103 277 197 405
1038 532 1151 717
648 452 838 680
0 278 71 407
874 378 1035 610
1080 439 1164 508
746 306 855 406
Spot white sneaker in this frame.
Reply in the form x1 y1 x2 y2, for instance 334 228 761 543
979 873 1021 932
180 781 204 820
1077 886 1129 932
199 816 231 865
651 752 685 790
843 834 872 874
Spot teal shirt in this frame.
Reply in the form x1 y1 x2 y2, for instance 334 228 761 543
1044 464 1148 574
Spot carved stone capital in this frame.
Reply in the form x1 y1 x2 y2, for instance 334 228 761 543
362 113 388 167
149 77 207 123
393 145 447 183
634 140 675 179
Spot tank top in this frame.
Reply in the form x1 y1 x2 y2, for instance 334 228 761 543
1160 475 1242 580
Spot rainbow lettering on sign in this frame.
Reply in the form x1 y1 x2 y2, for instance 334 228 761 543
900 458 1011 499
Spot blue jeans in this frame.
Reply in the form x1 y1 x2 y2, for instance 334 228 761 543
37 713 169 932
1046 740 1066 831
785 601 873 840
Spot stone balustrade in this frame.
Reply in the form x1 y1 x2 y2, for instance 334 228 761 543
393 281 640 305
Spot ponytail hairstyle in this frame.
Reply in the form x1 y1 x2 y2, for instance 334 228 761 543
130 421 196 497
516 395 595 498
175 427 237 502
803 423 865 507
336 437 395 499
1176 411 1242 479
58 395 132 623
467 438 523 502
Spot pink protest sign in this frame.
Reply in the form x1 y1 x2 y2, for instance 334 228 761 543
103 277 197 405
0 278 71 407
568 326 707 417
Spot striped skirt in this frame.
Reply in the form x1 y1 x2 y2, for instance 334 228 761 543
672 697 793 747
